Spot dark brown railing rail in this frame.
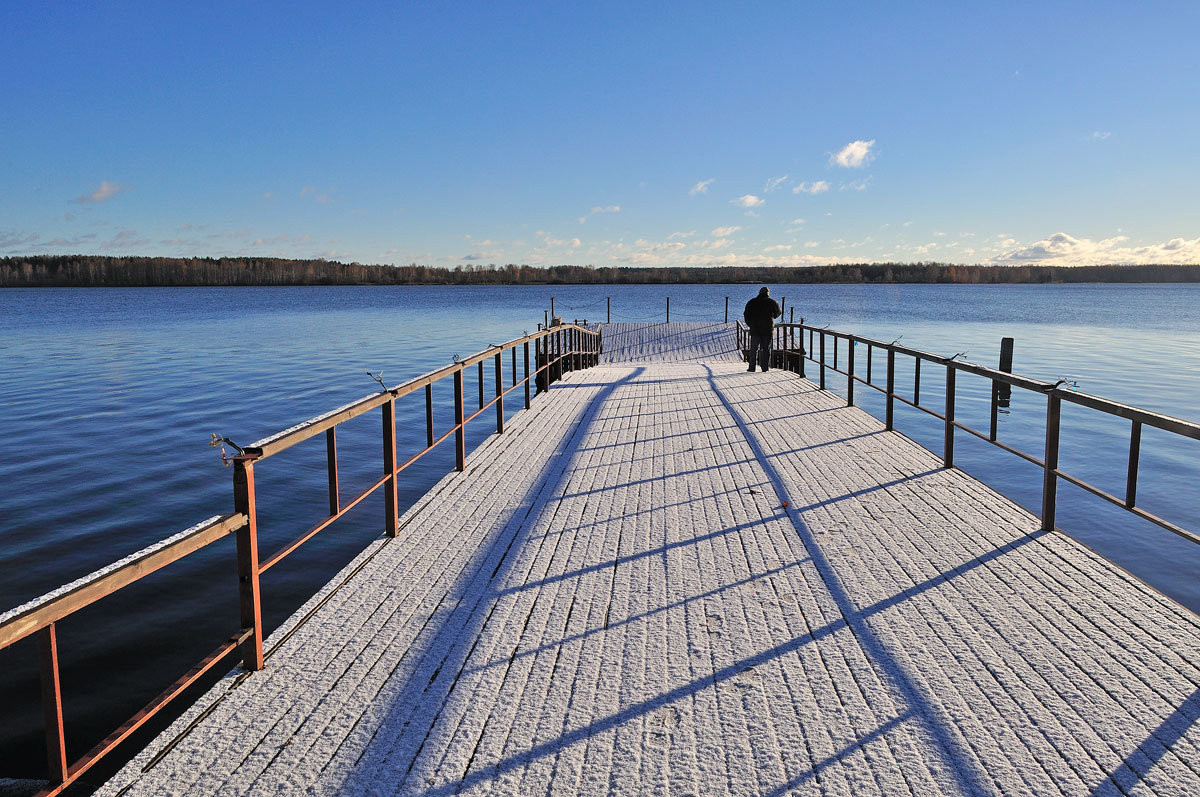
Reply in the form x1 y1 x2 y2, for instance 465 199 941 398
0 323 601 796
738 320 1200 547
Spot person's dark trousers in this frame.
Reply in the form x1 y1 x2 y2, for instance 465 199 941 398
748 333 771 371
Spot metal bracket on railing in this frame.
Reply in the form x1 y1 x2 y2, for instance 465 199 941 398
1039 378 1072 393
890 335 903 346
210 434 246 467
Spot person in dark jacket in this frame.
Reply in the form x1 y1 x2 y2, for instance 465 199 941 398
743 287 782 372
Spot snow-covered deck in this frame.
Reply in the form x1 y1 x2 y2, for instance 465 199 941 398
101 324 1200 796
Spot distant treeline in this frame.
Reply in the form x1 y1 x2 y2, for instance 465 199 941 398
3 255 1200 287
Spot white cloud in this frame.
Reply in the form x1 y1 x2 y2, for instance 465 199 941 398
75 180 124 203
763 175 788 192
567 237 581 248
732 194 764 208
1092 131 1112 141
690 179 714 195
841 177 871 191
712 226 742 237
990 232 1200 266
580 204 620 224
707 238 733 250
793 181 830 195
832 139 876 168
667 231 695 240
791 218 806 225
299 186 332 204
804 241 821 248
763 244 792 252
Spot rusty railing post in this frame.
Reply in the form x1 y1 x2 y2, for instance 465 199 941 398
454 368 466 471
943 364 956 468
524 341 531 408
914 358 922 406
1042 391 1062 530
326 428 339 516
38 623 68 786
425 383 434 449
819 331 826 389
495 352 504 433
383 399 398 537
847 337 855 406
477 361 484 410
233 457 264 671
1126 420 1142 508
886 347 896 431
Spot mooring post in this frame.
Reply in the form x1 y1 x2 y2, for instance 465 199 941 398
944 364 956 468
453 368 465 471
607 296 611 323
666 297 670 323
550 296 555 321
781 296 786 319
990 336 1015 441
233 457 264 671
1042 391 1061 530
725 296 729 323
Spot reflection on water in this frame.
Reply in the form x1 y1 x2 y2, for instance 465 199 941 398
1 283 1198 780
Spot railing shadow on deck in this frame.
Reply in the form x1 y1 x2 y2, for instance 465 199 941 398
326 363 1052 796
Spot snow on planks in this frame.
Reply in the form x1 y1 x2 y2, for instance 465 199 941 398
597 321 743 363
100 324 1200 796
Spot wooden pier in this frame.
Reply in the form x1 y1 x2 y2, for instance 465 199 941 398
6 322 1199 796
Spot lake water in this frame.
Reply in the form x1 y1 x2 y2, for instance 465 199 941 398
2 283 1199 783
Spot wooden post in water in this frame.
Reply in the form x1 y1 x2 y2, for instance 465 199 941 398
607 297 611 323
990 337 1015 441
666 297 670 323
550 297 555 321
724 296 729 323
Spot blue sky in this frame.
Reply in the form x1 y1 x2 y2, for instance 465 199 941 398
3 1 1198 267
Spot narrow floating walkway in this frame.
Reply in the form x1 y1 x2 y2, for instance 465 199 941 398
102 324 1200 796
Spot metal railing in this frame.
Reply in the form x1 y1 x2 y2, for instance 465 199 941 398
0 323 601 796
738 320 1200 547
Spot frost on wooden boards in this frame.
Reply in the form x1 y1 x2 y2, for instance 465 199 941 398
100 324 1200 796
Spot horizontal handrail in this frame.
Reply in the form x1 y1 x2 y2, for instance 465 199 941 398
746 320 1200 547
1 321 601 796
247 324 596 460
0 513 246 649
